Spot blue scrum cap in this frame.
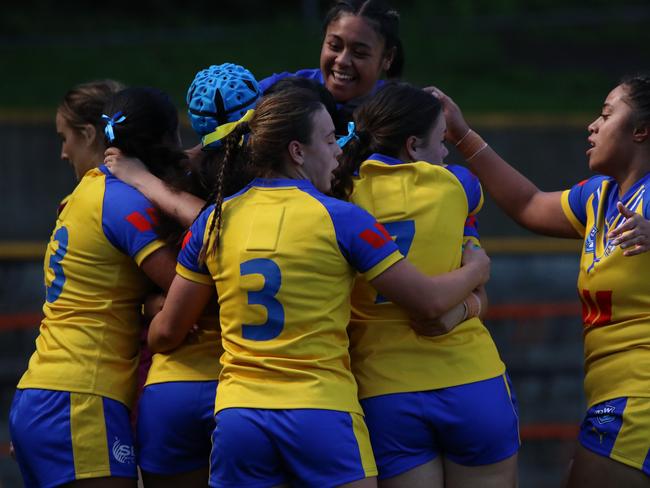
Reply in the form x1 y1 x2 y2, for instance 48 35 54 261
186 63 260 146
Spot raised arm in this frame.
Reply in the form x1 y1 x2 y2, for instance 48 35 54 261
104 147 205 227
426 87 579 238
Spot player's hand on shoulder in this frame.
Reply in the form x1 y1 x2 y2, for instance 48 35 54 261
104 147 149 186
608 201 650 256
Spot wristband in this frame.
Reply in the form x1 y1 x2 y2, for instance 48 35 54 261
465 292 481 319
456 129 488 161
455 128 472 147
461 300 469 321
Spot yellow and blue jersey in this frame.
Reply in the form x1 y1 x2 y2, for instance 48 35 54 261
144 312 222 385
561 173 650 407
177 177 403 414
18 165 166 408
348 153 505 399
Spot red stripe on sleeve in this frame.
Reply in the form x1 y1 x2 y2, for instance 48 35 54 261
125 211 153 232
374 222 392 242
146 207 159 226
181 231 193 249
359 229 387 249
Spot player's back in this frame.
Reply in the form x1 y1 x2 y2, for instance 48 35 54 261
349 154 504 398
19 166 164 407
200 177 400 413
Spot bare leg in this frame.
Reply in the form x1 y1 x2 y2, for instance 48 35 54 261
378 458 444 488
444 453 518 488
338 476 378 488
565 444 650 488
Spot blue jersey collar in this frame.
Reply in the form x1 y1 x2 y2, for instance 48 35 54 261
250 177 316 190
366 153 407 166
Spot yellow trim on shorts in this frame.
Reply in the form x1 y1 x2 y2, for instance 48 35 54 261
501 374 521 445
350 412 378 478
611 397 650 471
134 239 167 266
70 393 111 478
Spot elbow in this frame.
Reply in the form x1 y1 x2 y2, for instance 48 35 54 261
147 319 181 353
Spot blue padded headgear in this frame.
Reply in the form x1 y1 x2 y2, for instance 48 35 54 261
186 63 260 144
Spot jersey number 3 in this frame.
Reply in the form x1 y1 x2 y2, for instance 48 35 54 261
46 226 69 303
240 258 285 341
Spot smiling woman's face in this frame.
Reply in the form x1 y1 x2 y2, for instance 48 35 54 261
320 14 392 103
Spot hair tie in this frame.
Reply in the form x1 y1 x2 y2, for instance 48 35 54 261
337 121 358 148
201 109 255 148
102 112 126 143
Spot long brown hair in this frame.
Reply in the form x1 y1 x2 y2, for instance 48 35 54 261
198 87 325 262
58 79 124 143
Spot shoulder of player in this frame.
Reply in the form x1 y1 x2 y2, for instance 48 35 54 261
301 189 373 228
577 174 611 195
99 167 153 205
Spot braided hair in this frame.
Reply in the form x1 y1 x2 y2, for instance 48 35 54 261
198 87 325 262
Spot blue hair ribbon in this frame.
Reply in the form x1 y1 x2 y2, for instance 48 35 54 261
102 112 126 143
337 121 358 148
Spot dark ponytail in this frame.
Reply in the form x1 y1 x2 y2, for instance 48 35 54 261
103 87 189 245
331 128 374 199
334 82 442 200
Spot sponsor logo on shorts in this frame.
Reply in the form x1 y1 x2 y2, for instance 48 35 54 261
112 437 135 464
594 404 616 425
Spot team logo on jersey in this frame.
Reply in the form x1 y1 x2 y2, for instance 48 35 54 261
594 404 616 425
585 226 597 253
112 437 135 464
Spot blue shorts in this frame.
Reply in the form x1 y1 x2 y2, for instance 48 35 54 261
137 380 217 474
579 397 650 475
9 388 137 488
360 374 520 479
210 408 377 488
